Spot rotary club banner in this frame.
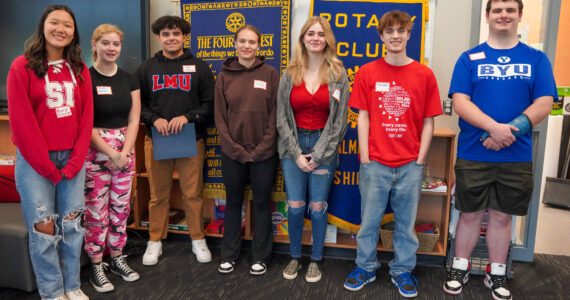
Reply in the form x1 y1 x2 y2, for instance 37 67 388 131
311 0 428 233
180 0 291 200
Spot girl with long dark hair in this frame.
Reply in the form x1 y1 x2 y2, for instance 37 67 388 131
7 5 93 300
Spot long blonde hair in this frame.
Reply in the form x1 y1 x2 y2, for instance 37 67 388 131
287 16 344 86
91 24 124 62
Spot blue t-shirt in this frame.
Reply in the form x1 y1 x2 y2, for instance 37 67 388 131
449 42 557 162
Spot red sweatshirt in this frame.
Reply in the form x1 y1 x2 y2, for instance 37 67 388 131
7 55 93 184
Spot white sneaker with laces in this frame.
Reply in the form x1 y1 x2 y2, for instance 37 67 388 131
142 240 162 266
191 239 212 263
64 289 89 300
41 295 67 300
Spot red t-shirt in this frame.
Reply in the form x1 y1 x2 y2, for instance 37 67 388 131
290 82 329 130
349 59 442 167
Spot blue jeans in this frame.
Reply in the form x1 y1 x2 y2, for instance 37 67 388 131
356 160 423 276
281 130 338 261
15 149 86 299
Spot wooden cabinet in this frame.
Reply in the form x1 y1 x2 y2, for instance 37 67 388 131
129 125 455 257
0 116 16 155
127 124 253 239
272 128 455 256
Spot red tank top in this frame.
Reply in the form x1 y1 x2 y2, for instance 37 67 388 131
290 82 329 130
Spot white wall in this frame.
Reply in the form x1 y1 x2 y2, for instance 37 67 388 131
431 0 473 133
149 0 180 56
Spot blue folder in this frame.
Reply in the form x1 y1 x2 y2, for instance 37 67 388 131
151 123 197 160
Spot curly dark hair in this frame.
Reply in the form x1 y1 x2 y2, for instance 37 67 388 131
24 5 84 80
151 16 191 35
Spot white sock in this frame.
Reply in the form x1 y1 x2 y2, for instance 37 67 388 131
490 263 506 276
452 257 469 271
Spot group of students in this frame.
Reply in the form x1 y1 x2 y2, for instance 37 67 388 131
6 0 557 299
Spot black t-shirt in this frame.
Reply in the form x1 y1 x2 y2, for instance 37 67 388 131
90 67 140 128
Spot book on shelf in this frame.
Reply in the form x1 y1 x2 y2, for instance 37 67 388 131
0 154 16 165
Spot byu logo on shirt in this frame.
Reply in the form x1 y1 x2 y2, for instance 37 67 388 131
497 56 511 64
477 64 531 78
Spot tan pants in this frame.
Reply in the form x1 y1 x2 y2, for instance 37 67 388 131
144 136 205 241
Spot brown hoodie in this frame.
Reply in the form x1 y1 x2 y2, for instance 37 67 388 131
215 57 279 163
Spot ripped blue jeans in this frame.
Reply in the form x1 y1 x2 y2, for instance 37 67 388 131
281 129 338 261
15 149 86 299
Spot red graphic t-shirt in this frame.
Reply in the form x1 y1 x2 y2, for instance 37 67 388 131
349 59 442 167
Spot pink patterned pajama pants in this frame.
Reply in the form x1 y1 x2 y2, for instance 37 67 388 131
84 128 135 258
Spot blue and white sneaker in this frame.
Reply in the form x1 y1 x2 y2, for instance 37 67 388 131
344 267 376 291
391 272 418 298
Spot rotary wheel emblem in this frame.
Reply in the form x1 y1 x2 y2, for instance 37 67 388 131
226 13 245 33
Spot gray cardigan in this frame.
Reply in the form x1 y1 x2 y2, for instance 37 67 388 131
276 70 350 165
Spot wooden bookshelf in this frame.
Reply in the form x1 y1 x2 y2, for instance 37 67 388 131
129 124 455 257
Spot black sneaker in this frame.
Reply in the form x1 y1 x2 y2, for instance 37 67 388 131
110 255 140 282
443 265 470 295
89 262 114 293
218 261 237 274
250 261 267 276
484 265 512 300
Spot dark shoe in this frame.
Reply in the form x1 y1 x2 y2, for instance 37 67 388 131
218 261 237 274
443 264 470 295
89 262 114 293
110 255 140 282
484 264 512 300
305 261 322 283
283 258 302 280
250 261 267 276
344 267 376 291
391 272 418 298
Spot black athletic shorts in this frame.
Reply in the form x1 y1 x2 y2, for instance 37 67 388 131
454 158 533 216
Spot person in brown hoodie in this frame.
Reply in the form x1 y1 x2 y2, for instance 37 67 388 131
214 24 279 276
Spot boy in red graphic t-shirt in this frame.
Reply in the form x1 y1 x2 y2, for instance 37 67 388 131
343 10 442 298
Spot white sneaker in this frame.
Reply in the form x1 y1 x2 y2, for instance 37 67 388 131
191 239 212 263
142 240 162 266
42 295 67 300
65 289 89 300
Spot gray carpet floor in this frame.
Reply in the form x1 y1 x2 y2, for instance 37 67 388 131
1 236 569 299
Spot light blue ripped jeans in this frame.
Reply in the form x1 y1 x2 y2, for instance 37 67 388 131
281 129 338 261
15 149 86 299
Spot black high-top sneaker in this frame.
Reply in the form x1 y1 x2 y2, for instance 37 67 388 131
484 264 512 300
110 255 140 282
89 262 114 293
443 257 470 295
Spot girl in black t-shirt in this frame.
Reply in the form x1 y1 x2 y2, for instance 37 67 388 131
84 24 141 293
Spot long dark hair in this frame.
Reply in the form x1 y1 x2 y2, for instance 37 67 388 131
24 5 84 80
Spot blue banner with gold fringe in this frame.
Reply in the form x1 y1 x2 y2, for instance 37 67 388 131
311 0 428 233
180 0 291 200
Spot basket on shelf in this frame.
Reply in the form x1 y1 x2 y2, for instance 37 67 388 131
380 220 439 252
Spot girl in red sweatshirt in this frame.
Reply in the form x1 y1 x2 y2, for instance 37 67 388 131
7 5 92 300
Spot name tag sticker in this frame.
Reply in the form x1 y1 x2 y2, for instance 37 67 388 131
332 88 341 102
253 80 267 90
56 106 72 118
183 65 196 72
96 86 112 95
375 82 390 92
469 52 486 61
